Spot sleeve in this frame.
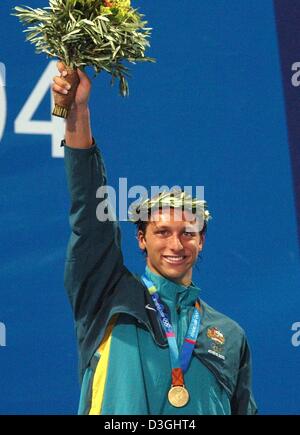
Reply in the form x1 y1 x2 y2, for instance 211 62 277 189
62 139 125 333
230 335 258 415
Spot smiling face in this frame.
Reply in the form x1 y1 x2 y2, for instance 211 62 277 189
137 208 204 286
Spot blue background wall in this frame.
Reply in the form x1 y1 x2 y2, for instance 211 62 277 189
0 0 299 414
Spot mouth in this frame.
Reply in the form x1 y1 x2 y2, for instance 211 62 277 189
162 255 187 265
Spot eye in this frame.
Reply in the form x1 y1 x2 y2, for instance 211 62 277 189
183 231 195 237
156 230 169 236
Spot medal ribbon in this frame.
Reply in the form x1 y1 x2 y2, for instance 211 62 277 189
141 275 202 387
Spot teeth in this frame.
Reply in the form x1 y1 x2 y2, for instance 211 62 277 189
164 256 185 262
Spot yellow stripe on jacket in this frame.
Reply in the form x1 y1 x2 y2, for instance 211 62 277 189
89 314 119 415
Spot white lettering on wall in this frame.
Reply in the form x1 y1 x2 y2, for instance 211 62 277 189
291 322 300 347
14 61 65 157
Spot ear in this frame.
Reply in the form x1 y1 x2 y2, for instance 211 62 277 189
198 233 205 251
137 230 147 251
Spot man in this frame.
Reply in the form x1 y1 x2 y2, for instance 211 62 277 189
53 62 257 415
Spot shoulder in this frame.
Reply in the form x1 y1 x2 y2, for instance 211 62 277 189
195 300 250 397
200 299 247 343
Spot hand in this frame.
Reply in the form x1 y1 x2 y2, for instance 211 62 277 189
52 61 91 109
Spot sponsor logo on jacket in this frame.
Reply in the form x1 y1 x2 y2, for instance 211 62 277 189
207 327 225 360
207 327 225 345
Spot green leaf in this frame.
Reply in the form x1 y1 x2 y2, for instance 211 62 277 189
13 0 156 97
81 19 95 26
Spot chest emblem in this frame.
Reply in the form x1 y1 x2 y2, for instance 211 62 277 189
207 327 225 345
206 327 226 360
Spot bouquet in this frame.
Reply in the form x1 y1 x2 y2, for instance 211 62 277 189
13 0 155 118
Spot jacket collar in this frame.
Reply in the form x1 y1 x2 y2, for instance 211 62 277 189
144 266 201 311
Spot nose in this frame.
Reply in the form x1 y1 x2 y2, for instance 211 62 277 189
168 234 184 251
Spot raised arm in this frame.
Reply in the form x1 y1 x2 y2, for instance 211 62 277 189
54 61 93 149
53 62 125 331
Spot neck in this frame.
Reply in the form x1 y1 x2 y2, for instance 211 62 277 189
146 262 192 287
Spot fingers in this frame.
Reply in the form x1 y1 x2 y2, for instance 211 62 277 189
53 62 91 98
56 61 90 84
52 75 71 95
54 61 68 95
56 60 67 76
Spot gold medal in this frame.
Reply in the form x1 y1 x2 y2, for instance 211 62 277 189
168 385 190 408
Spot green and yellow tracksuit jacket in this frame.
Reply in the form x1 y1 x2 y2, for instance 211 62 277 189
63 141 257 415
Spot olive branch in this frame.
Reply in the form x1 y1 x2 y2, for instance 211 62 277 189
13 0 155 96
